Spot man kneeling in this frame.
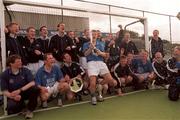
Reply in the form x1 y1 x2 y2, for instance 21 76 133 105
35 53 72 108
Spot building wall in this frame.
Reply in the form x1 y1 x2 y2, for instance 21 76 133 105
5 11 89 32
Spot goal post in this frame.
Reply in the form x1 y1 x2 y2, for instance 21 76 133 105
0 0 149 116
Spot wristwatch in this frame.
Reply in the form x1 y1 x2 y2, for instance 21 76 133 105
20 88 23 92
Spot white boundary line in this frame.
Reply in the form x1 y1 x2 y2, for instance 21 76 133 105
0 90 146 119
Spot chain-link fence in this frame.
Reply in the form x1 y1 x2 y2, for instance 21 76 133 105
0 0 180 117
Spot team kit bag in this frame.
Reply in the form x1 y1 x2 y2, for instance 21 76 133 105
168 83 180 101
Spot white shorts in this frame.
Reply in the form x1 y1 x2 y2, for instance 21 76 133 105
79 57 88 70
46 82 59 97
135 73 150 80
87 61 109 77
26 60 44 76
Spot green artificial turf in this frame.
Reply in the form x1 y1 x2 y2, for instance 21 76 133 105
2 90 180 120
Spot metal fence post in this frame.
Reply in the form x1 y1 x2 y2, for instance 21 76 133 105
0 0 7 116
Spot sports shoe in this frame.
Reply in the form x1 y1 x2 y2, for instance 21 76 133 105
164 84 170 90
151 85 164 90
42 101 48 108
117 88 124 96
83 90 89 95
151 84 155 90
97 84 103 95
91 96 97 105
57 98 63 107
97 94 104 102
18 109 27 116
25 110 33 119
97 84 104 102
76 94 82 101
144 80 149 89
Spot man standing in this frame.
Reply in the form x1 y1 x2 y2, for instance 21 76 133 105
0 55 39 119
83 30 117 105
150 30 164 59
78 29 90 71
116 24 124 46
49 23 72 63
22 27 44 75
105 34 120 70
6 22 26 64
119 32 139 56
67 31 80 62
37 26 50 55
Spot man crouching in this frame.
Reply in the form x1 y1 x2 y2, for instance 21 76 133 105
0 55 40 119
35 53 72 108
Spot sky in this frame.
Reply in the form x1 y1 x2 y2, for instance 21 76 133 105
7 0 180 43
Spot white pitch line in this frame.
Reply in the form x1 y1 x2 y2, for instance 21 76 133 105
0 89 146 119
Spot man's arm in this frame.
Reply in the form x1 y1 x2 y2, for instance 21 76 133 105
96 50 109 59
11 81 35 97
133 43 139 55
35 70 48 93
76 63 85 76
159 39 164 56
84 43 94 56
20 81 35 92
3 90 15 99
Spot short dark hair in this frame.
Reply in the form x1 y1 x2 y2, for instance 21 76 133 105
43 53 53 61
120 55 127 60
127 52 133 55
67 31 73 35
57 22 65 27
39 26 47 31
6 54 21 66
26 26 35 32
8 22 18 27
140 49 148 54
83 29 89 33
174 46 180 51
62 52 70 60
153 29 159 33
124 31 130 35
91 30 97 33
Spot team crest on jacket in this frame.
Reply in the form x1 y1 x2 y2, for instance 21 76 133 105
9 79 14 84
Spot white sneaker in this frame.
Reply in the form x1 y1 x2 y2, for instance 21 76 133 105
151 80 156 89
151 85 164 90
42 101 48 108
97 95 104 102
18 109 27 116
164 84 170 90
156 85 164 89
97 84 103 96
150 84 156 90
57 98 63 107
91 96 97 105
25 111 33 119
